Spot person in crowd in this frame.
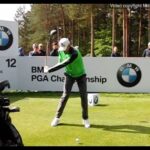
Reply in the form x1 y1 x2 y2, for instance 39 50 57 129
142 42 150 57
18 47 25 56
50 41 58 56
111 46 121 57
38 43 46 56
29 43 45 56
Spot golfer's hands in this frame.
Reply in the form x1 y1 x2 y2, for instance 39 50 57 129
44 66 49 73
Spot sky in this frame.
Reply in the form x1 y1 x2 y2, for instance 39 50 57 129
0 4 31 21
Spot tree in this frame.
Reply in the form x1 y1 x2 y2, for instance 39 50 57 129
90 4 95 57
112 6 115 50
59 4 66 37
122 7 129 57
14 5 31 54
138 8 142 56
94 4 112 56
15 4 150 57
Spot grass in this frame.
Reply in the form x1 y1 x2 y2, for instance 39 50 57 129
3 92 150 146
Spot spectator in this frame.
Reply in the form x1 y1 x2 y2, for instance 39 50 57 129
18 47 24 56
29 43 38 56
29 43 45 56
111 46 121 57
142 42 150 57
38 43 46 56
50 41 58 56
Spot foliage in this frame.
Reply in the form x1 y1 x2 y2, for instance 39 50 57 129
94 29 112 56
14 4 150 57
14 6 31 54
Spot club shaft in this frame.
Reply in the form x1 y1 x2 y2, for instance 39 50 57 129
45 41 49 66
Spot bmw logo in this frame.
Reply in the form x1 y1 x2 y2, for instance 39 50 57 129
0 26 13 51
117 63 142 87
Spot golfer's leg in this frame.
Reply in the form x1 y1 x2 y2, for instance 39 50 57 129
77 75 88 120
55 76 75 118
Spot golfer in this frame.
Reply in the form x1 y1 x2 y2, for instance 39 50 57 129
44 38 90 128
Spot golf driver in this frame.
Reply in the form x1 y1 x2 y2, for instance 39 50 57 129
45 29 57 67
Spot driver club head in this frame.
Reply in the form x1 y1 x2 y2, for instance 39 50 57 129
50 29 57 36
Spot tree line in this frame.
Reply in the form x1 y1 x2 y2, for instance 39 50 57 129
14 4 150 57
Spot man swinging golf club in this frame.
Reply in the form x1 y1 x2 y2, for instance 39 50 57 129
44 38 90 128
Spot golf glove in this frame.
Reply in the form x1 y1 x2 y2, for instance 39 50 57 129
44 66 49 73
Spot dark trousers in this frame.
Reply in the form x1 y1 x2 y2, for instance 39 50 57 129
55 75 88 120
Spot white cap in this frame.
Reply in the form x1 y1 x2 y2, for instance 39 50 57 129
58 38 70 51
148 42 150 46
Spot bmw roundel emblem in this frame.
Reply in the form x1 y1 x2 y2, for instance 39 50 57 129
0 26 13 51
117 63 142 87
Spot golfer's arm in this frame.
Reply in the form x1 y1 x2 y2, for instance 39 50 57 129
48 52 78 73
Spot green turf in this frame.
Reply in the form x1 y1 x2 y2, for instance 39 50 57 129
4 92 150 146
